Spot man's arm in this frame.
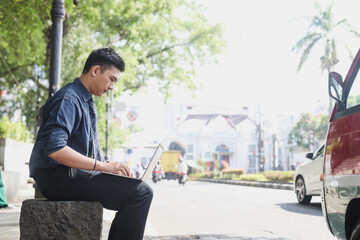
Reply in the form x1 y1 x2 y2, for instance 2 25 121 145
49 146 132 176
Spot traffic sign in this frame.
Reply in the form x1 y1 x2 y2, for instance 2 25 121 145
127 111 137 121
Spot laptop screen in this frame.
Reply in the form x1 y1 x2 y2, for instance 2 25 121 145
141 144 164 180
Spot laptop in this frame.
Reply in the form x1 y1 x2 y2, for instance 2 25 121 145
101 144 164 181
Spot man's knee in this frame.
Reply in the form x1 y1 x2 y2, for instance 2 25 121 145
136 182 153 203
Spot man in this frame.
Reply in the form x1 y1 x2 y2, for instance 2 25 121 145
29 48 153 240
177 157 188 175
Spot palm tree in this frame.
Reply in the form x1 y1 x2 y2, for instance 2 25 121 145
292 3 358 112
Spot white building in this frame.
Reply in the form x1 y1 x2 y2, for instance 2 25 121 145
162 113 258 172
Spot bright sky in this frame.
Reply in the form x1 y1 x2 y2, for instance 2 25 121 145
119 0 360 131
192 0 360 116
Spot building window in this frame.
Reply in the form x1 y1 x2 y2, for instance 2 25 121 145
187 144 193 153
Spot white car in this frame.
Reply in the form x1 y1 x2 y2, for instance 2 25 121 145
294 144 324 204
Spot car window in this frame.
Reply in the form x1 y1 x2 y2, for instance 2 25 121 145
346 70 360 109
313 145 324 159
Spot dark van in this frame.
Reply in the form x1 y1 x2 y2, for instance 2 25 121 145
323 48 360 240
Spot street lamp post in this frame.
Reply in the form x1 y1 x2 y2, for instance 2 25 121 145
49 0 65 98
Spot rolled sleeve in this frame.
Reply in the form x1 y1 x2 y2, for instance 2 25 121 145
45 97 79 156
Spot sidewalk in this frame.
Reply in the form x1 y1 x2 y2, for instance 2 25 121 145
0 179 293 240
0 183 33 240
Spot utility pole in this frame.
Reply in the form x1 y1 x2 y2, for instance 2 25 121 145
258 123 264 172
105 92 110 161
272 134 277 170
257 106 264 172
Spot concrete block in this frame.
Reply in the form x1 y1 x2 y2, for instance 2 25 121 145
1 170 20 203
0 138 33 186
20 199 103 240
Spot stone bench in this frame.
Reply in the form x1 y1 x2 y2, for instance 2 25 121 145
20 199 103 240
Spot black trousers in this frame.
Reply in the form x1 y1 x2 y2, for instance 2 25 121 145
33 165 153 240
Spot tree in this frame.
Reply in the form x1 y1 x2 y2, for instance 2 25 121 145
0 0 75 139
0 116 31 142
0 0 225 151
292 3 356 74
291 3 359 114
61 0 224 96
288 113 328 151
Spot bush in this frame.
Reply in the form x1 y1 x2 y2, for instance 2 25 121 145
234 173 268 182
263 171 294 182
215 173 236 179
190 169 294 183
0 116 32 142
221 168 246 175
189 172 219 179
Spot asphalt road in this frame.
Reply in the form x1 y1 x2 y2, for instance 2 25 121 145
1 180 337 240
132 180 336 240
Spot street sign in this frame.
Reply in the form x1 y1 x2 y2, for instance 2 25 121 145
127 111 137 121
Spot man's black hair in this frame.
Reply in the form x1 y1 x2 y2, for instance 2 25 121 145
82 48 125 74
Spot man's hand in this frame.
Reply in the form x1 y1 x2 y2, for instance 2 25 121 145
101 162 133 177
48 146 133 177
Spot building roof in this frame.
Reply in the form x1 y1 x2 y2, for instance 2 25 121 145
183 114 250 130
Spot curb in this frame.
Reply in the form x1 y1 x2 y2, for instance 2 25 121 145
190 178 294 191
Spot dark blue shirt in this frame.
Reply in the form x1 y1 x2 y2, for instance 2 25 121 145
29 78 94 177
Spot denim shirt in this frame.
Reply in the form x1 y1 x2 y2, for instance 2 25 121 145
29 78 94 177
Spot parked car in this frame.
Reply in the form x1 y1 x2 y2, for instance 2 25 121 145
322 48 360 240
294 144 324 204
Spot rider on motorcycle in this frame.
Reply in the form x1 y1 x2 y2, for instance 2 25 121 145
177 157 188 184
134 163 144 179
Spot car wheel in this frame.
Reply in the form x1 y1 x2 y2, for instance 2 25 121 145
295 177 312 204
351 218 360 240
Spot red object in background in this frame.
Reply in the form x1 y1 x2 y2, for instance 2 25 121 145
0 90 6 97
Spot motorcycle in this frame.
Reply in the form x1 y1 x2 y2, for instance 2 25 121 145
178 172 187 186
152 170 162 183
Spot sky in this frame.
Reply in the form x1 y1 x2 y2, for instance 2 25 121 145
193 0 360 115
119 0 360 131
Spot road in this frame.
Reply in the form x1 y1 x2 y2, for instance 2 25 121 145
0 180 336 240
133 180 336 240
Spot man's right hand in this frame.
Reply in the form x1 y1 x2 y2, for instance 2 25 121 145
100 161 133 177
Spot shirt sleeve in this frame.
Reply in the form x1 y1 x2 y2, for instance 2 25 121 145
45 97 80 156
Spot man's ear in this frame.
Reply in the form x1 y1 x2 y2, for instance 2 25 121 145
90 65 101 77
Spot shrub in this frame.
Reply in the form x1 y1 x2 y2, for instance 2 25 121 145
221 168 246 175
215 173 236 179
0 116 32 142
190 169 294 183
263 171 294 182
234 173 268 182
189 172 219 179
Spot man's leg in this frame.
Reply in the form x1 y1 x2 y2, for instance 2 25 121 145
34 166 153 240
108 181 153 239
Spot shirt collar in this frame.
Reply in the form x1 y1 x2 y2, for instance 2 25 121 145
74 78 92 102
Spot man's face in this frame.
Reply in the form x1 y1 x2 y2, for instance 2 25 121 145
92 66 120 96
